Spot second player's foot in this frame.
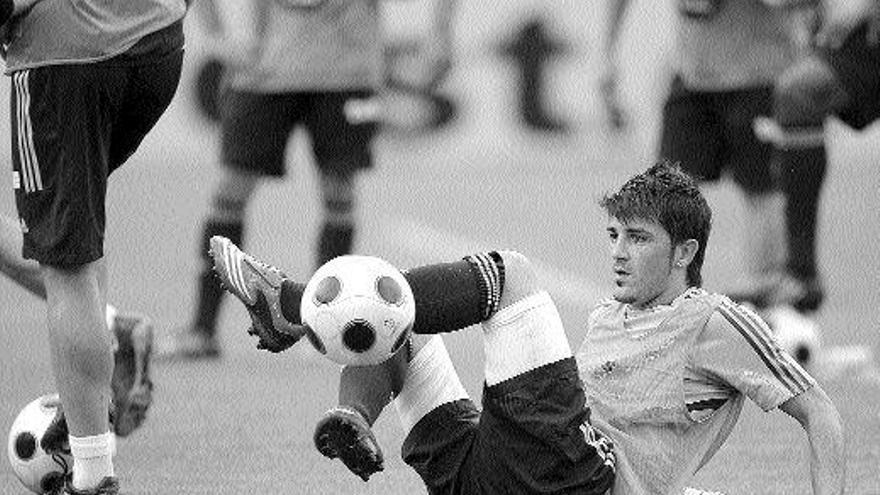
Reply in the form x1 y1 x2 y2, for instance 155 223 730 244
314 406 384 482
110 311 155 437
64 476 120 495
155 327 221 361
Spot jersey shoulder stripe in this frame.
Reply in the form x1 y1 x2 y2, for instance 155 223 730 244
716 301 812 394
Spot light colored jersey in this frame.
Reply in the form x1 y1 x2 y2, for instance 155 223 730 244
576 287 815 495
225 0 383 93
3 0 186 73
674 0 800 90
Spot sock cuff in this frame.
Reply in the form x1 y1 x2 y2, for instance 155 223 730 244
463 251 505 321
69 432 115 460
393 336 468 434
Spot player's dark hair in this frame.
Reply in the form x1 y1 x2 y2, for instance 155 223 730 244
599 161 712 287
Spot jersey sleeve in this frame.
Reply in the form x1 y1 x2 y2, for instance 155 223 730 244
690 300 816 411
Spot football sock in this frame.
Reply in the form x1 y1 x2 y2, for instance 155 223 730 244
316 222 354 269
405 252 506 334
777 145 826 282
194 220 243 336
279 252 506 335
69 432 114 490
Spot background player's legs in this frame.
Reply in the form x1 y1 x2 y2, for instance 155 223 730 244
767 55 848 312
0 213 44 298
316 170 357 269
194 167 259 337
740 189 786 291
42 260 116 490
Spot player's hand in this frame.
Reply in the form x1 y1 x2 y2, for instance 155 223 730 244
815 0 880 48
599 56 627 132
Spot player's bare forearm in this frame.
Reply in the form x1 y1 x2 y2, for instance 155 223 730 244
779 386 846 495
0 215 46 299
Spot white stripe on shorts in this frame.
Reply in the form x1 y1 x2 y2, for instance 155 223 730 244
14 71 42 193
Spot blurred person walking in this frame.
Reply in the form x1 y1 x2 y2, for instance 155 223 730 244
601 0 818 318
161 0 456 360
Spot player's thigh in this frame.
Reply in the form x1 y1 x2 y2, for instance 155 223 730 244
474 358 615 493
10 64 127 266
220 91 299 177
658 77 725 182
108 48 184 173
401 399 482 494
307 90 378 174
720 86 776 194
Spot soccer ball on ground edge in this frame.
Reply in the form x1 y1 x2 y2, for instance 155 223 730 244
7 394 73 494
301 255 416 366
762 304 821 369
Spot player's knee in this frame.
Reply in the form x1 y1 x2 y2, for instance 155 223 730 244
320 172 356 220
210 167 259 221
774 58 843 128
497 250 541 310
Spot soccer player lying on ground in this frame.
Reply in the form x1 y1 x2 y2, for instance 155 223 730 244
209 162 844 495
0 214 156 458
210 246 617 491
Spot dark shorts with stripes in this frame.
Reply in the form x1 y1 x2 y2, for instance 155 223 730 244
219 90 377 177
10 22 184 266
401 358 616 495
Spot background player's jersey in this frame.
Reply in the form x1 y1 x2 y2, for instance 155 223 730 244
674 0 801 90
225 0 383 93
2 0 186 73
576 287 815 495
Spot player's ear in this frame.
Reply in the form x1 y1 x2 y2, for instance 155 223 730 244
674 239 699 268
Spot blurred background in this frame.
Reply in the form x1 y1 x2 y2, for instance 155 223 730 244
2 0 879 493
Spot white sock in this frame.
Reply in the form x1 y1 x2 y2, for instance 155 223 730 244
69 432 115 490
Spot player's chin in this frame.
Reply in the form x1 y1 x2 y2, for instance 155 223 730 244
611 286 636 304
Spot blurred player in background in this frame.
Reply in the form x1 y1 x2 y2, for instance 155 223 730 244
601 0 818 318
162 0 456 360
753 0 880 312
2 0 186 491
209 162 844 495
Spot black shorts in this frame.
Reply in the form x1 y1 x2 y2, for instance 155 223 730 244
219 90 378 177
820 22 880 130
660 76 776 194
10 21 184 267
401 358 616 495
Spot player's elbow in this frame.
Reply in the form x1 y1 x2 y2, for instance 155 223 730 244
784 386 844 443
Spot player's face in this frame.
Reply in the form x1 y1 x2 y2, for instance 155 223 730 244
606 216 680 309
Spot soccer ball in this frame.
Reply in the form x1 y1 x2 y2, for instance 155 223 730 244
7 394 72 494
762 304 821 368
301 255 415 366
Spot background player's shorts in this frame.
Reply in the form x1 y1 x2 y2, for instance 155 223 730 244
660 76 776 194
401 358 616 495
10 22 184 267
219 90 378 177
820 23 880 130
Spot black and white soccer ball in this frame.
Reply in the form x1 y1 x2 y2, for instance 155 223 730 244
301 255 415 366
763 304 821 368
7 394 72 494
